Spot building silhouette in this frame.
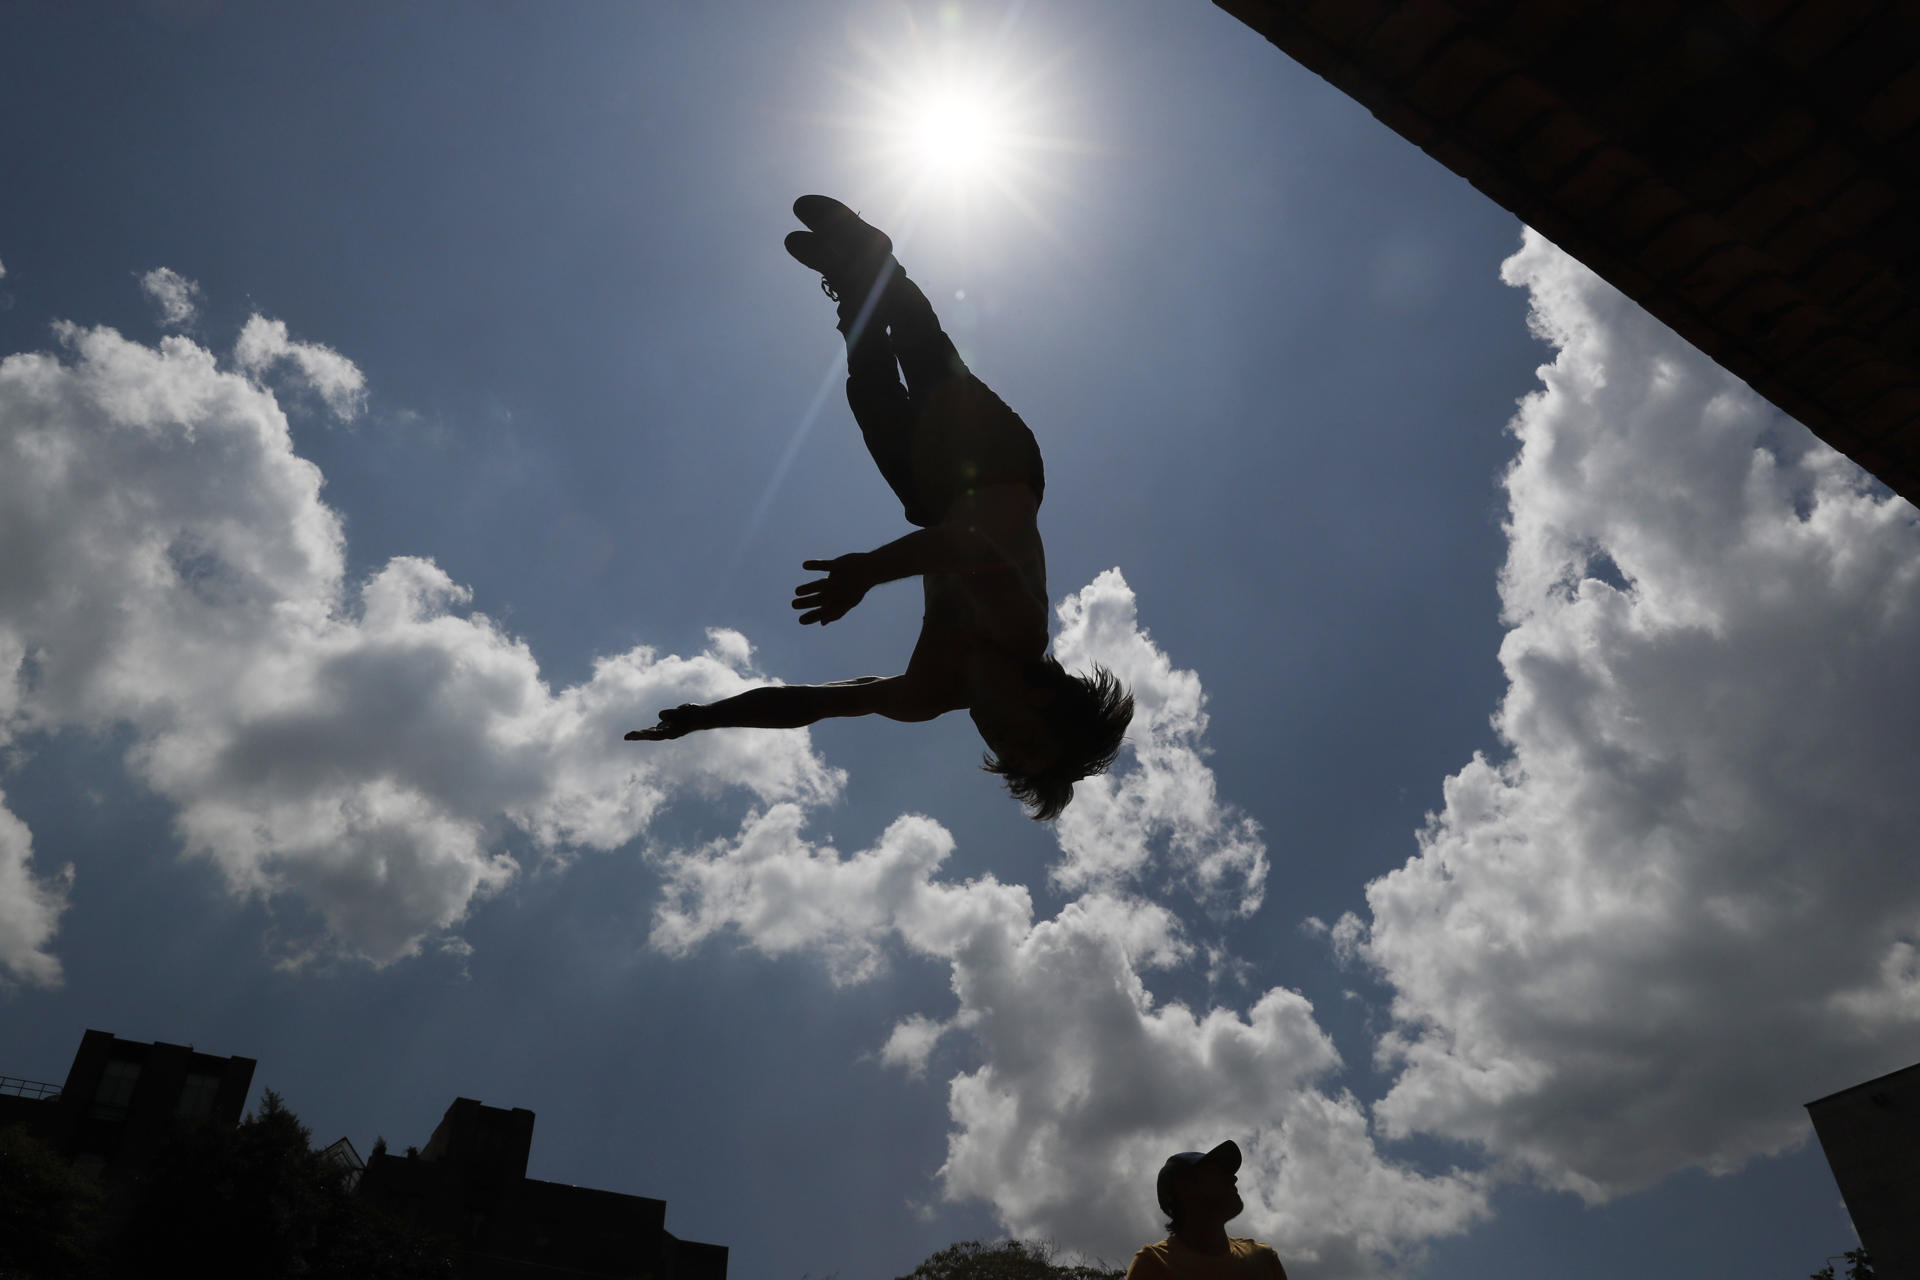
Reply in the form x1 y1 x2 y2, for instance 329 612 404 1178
1807 1060 1920 1278
3 1030 727 1279
0 1027 256 1185
1216 1 1920 507
360 1096 729 1279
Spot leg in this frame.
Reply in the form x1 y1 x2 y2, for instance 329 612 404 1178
788 198 1040 517
879 269 1047 510
846 264 999 526
836 277 938 527
785 199 965 410
878 269 969 402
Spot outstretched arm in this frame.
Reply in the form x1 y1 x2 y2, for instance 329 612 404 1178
626 676 947 740
793 484 1040 625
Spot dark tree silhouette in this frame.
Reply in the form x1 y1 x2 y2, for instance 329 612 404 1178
894 1239 1124 1280
115 1089 451 1279
1811 1248 1875 1280
0 1124 104 1280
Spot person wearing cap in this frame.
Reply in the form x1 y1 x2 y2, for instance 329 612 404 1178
1124 1140 1287 1279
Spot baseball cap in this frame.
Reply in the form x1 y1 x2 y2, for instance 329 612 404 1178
1154 1139 1241 1218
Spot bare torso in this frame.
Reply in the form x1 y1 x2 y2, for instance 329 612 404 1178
627 480 1052 745
902 481 1050 716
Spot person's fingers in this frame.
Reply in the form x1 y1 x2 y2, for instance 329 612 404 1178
629 707 696 740
801 559 835 571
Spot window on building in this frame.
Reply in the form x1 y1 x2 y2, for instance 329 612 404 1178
90 1059 140 1119
174 1071 221 1124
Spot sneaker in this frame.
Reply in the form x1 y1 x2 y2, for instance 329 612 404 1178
788 195 895 302
783 230 841 298
792 195 893 257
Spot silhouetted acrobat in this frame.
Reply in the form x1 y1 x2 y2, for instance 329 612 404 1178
628 195 1133 820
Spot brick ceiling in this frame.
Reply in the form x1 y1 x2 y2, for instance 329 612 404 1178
1217 0 1920 507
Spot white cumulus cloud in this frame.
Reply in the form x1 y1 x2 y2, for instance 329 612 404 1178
1343 231 1920 1200
651 575 1486 1277
0 793 71 988
930 896 1487 1278
0 313 841 971
234 313 367 420
1052 570 1266 915
139 266 202 327
653 806 1030 986
645 234 1920 1271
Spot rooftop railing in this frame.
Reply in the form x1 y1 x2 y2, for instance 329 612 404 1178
0 1075 62 1101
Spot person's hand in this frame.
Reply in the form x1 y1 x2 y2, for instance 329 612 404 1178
792 553 873 626
626 704 703 741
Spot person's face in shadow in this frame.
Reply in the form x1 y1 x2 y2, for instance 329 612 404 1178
1178 1161 1244 1229
970 672 1062 776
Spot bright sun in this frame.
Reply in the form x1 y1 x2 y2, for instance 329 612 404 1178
827 15 1085 242
904 86 1014 184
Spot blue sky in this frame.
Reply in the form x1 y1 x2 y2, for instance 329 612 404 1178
2 3 1913 1277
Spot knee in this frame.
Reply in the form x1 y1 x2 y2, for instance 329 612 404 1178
846 376 907 423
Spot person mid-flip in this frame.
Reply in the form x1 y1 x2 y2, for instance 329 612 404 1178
628 196 1132 820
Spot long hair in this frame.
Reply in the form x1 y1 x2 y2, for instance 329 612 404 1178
982 659 1133 821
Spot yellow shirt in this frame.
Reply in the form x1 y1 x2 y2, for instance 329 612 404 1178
1124 1236 1288 1280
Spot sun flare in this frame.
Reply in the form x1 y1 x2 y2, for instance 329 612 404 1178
903 84 1015 185
825 15 1089 245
